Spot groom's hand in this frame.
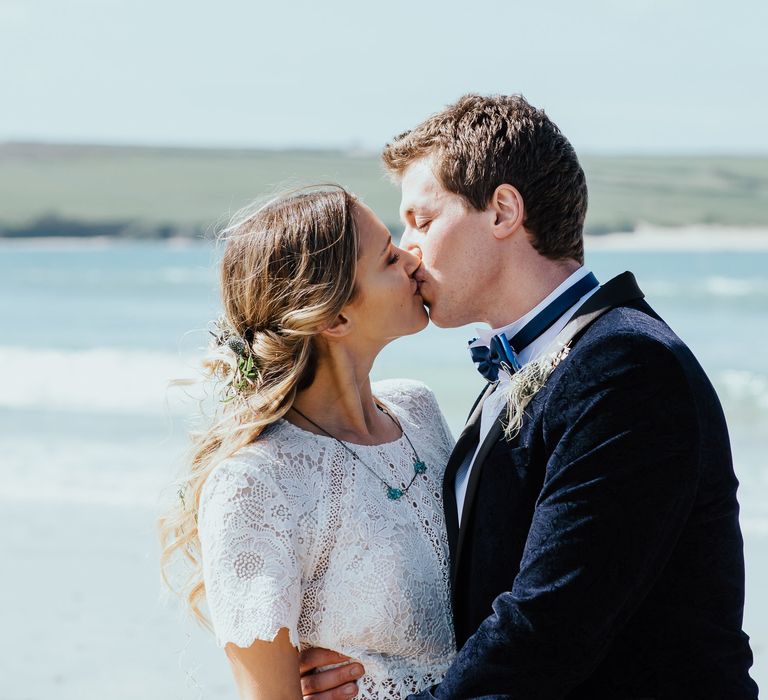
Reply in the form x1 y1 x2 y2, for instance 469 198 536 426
299 647 364 699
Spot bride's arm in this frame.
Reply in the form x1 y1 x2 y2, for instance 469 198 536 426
225 627 302 700
198 462 311 699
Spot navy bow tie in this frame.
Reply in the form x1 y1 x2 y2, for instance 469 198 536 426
469 272 600 382
469 333 523 382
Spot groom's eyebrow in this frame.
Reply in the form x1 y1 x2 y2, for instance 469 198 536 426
400 202 429 222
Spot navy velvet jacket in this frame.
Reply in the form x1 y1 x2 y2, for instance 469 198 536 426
411 277 758 699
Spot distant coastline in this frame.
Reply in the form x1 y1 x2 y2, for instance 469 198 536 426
0 215 206 240
2 142 767 241
4 225 768 252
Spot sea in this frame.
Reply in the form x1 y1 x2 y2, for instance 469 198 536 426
0 237 765 697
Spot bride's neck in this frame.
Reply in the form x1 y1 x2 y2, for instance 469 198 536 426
289 342 395 444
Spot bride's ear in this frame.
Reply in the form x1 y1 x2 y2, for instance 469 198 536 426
319 312 352 340
491 184 525 240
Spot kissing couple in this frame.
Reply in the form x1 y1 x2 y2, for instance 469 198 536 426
159 94 758 699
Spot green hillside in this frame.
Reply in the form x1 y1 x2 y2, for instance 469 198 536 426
1 143 766 237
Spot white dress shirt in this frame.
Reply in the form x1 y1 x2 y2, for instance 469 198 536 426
455 267 600 522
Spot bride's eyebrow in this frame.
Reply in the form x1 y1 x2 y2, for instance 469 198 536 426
380 235 393 257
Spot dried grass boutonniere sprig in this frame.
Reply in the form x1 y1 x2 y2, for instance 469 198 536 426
501 342 572 440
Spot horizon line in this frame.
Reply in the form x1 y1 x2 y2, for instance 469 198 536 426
2 139 768 160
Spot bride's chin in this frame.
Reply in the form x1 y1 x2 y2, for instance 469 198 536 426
399 310 430 337
415 313 429 332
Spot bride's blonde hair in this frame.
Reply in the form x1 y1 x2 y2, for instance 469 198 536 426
158 185 359 626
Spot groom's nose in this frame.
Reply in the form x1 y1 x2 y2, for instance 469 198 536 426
399 228 422 260
398 244 422 277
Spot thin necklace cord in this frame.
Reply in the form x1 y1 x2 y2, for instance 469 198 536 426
289 402 427 501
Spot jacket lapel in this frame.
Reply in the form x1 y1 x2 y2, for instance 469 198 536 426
443 382 496 558
553 271 644 347
452 405 505 582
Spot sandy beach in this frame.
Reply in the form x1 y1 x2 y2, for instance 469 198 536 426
2 498 234 700
2 496 765 699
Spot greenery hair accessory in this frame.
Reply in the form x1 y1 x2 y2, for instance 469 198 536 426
209 317 260 402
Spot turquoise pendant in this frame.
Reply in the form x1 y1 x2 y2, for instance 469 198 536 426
387 487 404 500
413 460 427 474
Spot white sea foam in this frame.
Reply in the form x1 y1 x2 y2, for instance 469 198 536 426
586 225 768 251
159 266 215 285
0 346 207 416
0 433 185 507
641 276 768 299
1 346 766 420
0 349 763 508
704 277 768 297
715 370 768 414
18 265 215 287
742 518 768 536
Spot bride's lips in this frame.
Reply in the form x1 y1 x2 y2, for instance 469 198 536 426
414 280 431 306
412 265 429 302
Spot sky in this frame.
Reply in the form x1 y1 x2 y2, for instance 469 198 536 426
1 0 766 154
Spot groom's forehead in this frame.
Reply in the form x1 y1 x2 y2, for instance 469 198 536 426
399 163 444 216
399 191 433 215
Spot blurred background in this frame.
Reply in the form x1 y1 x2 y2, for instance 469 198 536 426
1 0 766 697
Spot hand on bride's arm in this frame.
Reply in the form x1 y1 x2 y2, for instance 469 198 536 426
224 627 303 700
299 647 365 699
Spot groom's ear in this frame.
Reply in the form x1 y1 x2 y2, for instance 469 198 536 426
490 184 525 240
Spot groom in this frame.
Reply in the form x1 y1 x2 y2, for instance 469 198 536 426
300 95 758 698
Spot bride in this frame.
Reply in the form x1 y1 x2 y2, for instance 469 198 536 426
159 186 456 699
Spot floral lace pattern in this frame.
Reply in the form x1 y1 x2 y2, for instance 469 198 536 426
199 379 457 697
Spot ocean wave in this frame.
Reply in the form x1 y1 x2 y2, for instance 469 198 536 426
0 434 184 507
742 518 768 536
586 226 768 252
644 276 768 299
1 347 766 421
0 346 208 415
704 277 768 297
159 266 215 285
16 265 215 287
714 370 768 416
0 351 764 509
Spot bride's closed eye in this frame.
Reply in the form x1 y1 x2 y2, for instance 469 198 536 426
387 251 401 265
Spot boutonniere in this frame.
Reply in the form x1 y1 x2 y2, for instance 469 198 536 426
501 340 573 440
551 343 571 368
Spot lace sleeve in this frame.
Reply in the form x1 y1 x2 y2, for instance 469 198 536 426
198 458 302 649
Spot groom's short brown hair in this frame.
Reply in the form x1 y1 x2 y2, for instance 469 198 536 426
382 94 587 263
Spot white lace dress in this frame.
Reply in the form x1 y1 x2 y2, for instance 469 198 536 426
198 379 457 698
